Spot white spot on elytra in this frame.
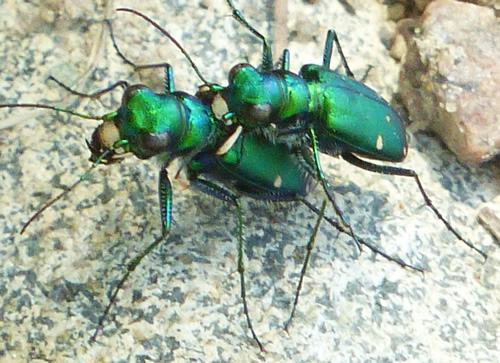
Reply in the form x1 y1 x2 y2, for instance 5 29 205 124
376 134 384 150
274 175 283 188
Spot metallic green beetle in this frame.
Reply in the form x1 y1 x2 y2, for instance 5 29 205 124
196 0 485 260
3 5 485 352
202 20 407 162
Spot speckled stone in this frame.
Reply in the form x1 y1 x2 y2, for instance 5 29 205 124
0 0 499 362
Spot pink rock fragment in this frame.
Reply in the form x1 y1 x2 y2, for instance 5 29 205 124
398 0 499 163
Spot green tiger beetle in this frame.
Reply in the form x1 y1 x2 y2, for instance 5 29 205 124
2 0 489 349
195 0 487 260
0 9 424 350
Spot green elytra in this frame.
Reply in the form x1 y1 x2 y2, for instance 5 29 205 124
220 49 408 161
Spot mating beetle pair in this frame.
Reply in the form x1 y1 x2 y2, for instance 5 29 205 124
0 0 486 352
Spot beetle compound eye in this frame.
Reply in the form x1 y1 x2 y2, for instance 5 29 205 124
246 103 273 124
122 84 148 104
138 131 172 153
228 63 253 84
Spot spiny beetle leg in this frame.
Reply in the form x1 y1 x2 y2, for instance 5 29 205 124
301 199 425 273
323 29 354 78
111 9 211 86
284 200 327 332
48 76 129 99
279 48 290 71
105 18 171 73
309 128 363 254
225 0 273 72
341 152 487 260
91 167 173 342
190 178 265 352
